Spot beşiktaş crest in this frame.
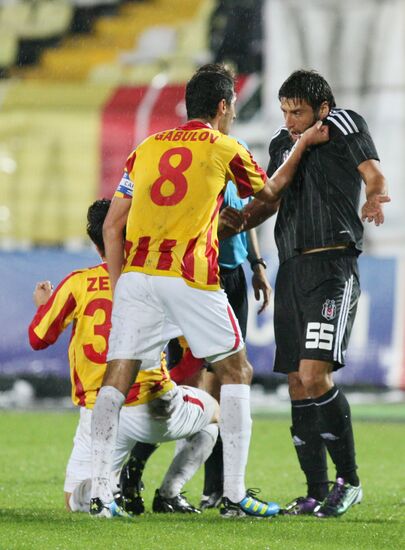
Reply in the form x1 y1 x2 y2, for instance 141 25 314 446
322 299 337 320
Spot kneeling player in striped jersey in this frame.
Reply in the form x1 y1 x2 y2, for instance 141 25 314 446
28 199 219 517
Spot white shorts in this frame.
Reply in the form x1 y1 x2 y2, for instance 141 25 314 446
64 384 217 493
107 272 244 365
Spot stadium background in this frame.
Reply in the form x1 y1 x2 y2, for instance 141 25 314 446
0 0 404 400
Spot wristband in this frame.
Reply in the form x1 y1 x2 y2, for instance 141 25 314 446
250 258 267 270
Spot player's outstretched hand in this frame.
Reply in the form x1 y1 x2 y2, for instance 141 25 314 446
33 281 54 307
252 268 272 314
361 194 391 226
301 120 329 147
218 206 246 239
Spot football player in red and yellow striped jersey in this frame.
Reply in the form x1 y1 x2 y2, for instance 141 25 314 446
115 123 266 291
29 265 173 408
29 207 173 410
92 64 329 517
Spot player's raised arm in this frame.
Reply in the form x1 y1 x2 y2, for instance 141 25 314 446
358 159 391 226
256 120 329 204
223 121 330 235
33 280 54 307
29 274 78 350
103 196 131 294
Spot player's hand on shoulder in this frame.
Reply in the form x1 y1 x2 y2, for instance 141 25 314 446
301 120 329 147
361 193 391 226
33 280 54 307
218 206 246 239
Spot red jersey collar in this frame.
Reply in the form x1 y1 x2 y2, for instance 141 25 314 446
177 120 214 131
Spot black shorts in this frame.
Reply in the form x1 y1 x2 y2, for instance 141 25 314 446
220 264 248 340
273 249 360 374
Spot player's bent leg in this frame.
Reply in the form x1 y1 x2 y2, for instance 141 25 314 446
64 407 93 512
210 348 279 518
111 383 219 515
159 384 219 440
90 359 141 517
153 423 219 514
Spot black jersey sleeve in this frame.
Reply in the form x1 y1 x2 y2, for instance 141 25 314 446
345 131 380 167
266 127 290 177
326 109 380 167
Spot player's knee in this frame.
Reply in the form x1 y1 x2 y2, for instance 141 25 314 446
203 422 219 444
214 353 253 385
297 360 333 397
240 358 253 384
299 370 329 397
288 373 306 400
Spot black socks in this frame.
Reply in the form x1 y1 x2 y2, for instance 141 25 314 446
291 399 329 501
203 435 223 496
314 386 360 487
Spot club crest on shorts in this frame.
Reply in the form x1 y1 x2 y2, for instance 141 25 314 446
322 299 336 320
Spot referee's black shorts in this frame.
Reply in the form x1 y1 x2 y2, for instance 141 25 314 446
220 264 248 340
273 248 360 374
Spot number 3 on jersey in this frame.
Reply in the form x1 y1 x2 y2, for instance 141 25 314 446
82 298 112 364
150 147 192 206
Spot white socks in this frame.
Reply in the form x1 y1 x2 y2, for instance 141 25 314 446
220 384 252 503
159 424 219 498
91 386 125 503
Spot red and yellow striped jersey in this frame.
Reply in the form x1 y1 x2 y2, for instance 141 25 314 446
114 120 266 290
28 263 173 408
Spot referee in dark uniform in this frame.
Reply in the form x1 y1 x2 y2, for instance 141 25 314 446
243 70 390 517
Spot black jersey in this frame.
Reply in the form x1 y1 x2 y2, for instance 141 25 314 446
267 108 380 264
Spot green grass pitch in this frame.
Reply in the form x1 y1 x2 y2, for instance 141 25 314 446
0 408 404 550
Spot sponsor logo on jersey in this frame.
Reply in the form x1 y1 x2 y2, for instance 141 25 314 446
322 299 337 321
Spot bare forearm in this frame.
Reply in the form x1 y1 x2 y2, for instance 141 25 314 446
253 140 308 207
365 174 387 199
242 199 278 231
270 137 309 197
247 229 261 263
104 230 125 293
257 120 328 204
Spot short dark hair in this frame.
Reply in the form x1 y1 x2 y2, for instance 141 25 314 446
185 63 235 119
278 70 336 111
86 199 110 256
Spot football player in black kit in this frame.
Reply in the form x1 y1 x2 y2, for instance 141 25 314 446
239 69 390 517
